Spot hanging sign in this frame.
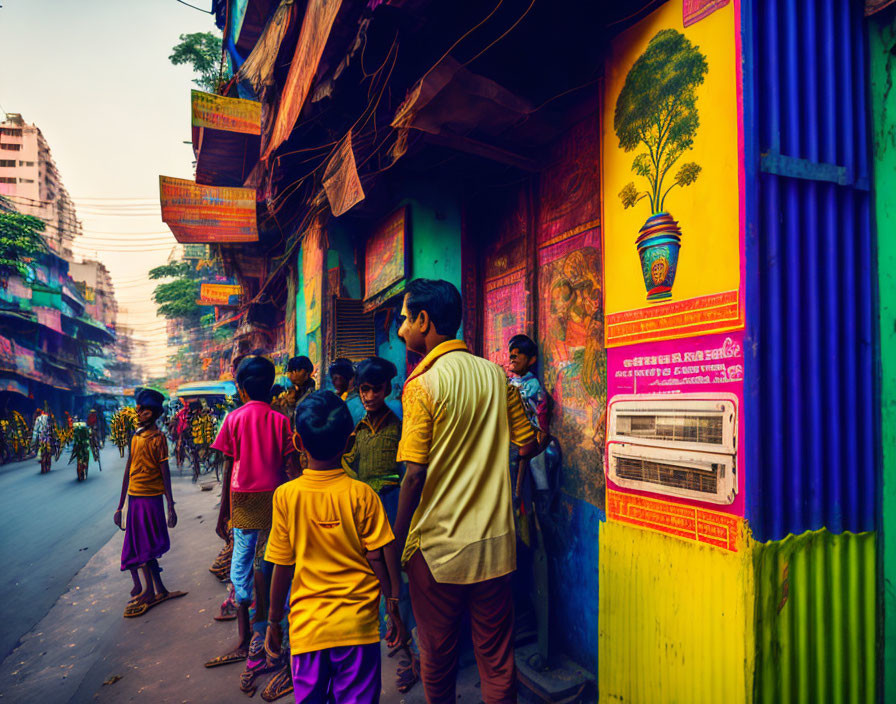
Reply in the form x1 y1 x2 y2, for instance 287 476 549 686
198 283 242 306
159 176 259 243
191 90 261 134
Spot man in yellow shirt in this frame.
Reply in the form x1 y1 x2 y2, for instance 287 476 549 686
264 391 407 703
393 278 537 704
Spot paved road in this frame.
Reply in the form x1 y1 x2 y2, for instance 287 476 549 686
0 444 126 660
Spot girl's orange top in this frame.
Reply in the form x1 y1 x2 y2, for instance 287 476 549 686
128 427 169 497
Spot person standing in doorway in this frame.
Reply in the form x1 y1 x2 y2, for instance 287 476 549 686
392 278 537 704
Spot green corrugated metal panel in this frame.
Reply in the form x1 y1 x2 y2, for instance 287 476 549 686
753 529 876 704
869 8 896 703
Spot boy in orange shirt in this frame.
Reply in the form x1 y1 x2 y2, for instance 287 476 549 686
264 391 407 703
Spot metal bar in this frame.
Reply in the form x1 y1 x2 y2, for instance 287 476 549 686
759 152 853 186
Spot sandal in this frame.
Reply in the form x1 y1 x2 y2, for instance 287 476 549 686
261 665 294 702
240 634 283 697
204 647 248 668
396 652 420 693
124 590 188 619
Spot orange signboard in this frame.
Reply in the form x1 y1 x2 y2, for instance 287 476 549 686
159 176 258 243
198 283 242 306
607 489 741 552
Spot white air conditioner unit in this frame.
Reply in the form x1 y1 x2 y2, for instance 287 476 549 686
607 393 738 505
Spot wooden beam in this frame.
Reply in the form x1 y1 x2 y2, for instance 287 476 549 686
422 132 539 172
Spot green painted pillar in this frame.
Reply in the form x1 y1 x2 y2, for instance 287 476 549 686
869 7 896 703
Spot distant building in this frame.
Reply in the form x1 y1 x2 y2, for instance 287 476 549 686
0 112 80 257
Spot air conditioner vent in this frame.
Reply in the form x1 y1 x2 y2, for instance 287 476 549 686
607 393 739 505
616 413 725 446
615 455 720 495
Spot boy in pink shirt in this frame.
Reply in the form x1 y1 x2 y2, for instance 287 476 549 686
206 356 296 668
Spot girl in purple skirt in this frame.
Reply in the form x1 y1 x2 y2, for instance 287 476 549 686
114 388 187 618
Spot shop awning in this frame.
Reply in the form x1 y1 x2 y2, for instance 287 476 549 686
192 90 262 187
175 380 237 398
159 176 259 243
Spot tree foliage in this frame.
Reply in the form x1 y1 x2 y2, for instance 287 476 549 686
614 29 708 213
0 211 48 277
169 32 223 92
152 278 201 320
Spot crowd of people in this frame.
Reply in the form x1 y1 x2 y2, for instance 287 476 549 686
113 278 560 704
0 405 108 478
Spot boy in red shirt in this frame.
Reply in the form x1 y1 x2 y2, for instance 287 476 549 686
205 356 296 668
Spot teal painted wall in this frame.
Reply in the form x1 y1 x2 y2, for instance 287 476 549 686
327 220 362 299
869 9 896 703
398 180 463 287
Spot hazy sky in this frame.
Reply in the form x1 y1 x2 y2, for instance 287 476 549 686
0 0 218 377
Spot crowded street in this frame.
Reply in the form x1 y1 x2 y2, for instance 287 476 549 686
2 0 894 703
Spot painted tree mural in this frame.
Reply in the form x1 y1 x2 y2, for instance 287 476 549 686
615 29 708 213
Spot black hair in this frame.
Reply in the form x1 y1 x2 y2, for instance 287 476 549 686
287 355 314 373
236 355 276 401
404 278 462 337
270 384 285 399
135 388 165 412
356 357 398 387
249 347 268 357
328 358 355 380
508 334 538 359
294 391 354 461
231 353 247 372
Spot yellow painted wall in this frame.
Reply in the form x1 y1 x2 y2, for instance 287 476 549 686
599 520 754 703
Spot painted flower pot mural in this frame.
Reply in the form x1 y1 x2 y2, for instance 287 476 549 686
636 212 681 300
615 29 708 302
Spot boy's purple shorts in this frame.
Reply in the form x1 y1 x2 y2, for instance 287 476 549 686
291 642 380 704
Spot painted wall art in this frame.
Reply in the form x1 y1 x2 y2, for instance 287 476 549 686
364 206 408 309
536 114 605 507
602 0 744 347
302 219 324 334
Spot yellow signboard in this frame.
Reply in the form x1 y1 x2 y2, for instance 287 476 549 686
601 0 744 347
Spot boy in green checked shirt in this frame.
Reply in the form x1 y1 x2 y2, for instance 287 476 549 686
341 357 403 499
341 356 419 692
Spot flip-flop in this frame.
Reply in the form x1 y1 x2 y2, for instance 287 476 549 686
124 600 149 618
260 665 293 702
205 649 248 668
124 590 188 619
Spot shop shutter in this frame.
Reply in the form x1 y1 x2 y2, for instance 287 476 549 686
331 298 375 362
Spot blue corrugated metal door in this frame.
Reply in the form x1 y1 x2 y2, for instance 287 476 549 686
744 0 877 541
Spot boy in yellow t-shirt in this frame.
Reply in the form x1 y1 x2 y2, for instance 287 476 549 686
264 391 407 703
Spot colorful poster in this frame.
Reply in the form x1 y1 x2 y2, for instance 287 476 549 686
536 223 605 505
302 220 324 334
483 267 527 367
159 176 258 243
605 330 746 550
601 0 744 347
364 207 407 306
